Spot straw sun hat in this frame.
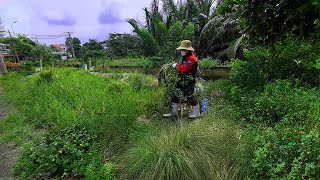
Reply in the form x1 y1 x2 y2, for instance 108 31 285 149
176 40 194 51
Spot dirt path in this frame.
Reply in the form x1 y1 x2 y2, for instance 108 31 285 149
0 87 21 180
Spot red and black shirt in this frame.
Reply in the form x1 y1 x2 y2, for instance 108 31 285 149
177 52 198 79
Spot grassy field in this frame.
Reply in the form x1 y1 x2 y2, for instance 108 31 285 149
0 68 250 179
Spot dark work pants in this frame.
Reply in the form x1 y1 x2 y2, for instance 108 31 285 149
172 82 198 106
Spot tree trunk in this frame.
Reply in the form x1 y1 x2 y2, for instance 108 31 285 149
0 51 7 74
40 56 43 71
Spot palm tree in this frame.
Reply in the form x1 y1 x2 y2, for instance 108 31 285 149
126 19 158 56
128 0 243 60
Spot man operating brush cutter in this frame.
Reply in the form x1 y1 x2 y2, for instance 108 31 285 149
163 40 201 119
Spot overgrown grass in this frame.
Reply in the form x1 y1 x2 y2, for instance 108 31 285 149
107 58 153 67
0 69 163 179
0 70 252 179
120 80 251 180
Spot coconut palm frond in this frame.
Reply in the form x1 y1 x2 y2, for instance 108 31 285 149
126 18 140 33
198 15 224 48
144 8 152 33
161 0 179 21
208 18 238 47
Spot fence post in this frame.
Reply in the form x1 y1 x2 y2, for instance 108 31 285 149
0 51 8 74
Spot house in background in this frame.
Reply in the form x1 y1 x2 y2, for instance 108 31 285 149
0 43 12 57
50 44 66 54
50 44 68 60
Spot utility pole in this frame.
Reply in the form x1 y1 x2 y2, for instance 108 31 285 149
8 30 20 63
65 32 76 59
34 36 43 71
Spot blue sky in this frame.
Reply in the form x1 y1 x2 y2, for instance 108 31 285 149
0 0 153 44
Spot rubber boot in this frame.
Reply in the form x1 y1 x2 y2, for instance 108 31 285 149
163 103 180 118
188 103 201 119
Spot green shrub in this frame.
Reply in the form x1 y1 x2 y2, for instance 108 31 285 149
20 61 38 74
149 56 167 65
56 60 81 68
36 70 54 85
107 58 153 67
251 125 320 179
106 80 130 92
127 73 157 92
228 37 320 93
14 125 113 179
198 57 225 68
229 49 271 93
235 80 320 126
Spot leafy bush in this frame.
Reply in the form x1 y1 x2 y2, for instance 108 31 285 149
107 58 153 67
36 70 54 85
105 33 144 58
149 56 167 65
20 61 38 74
230 80 320 126
127 73 157 92
228 37 320 93
252 125 320 179
15 125 115 179
246 80 320 125
218 0 320 45
56 59 81 68
198 57 225 68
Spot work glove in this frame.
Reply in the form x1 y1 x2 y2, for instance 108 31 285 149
172 63 177 68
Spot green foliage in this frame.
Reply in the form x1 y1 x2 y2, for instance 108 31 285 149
127 19 158 56
0 36 35 58
11 61 38 75
1 70 256 179
65 37 82 57
198 57 225 68
238 80 320 125
16 34 36 46
168 21 184 43
30 44 53 61
127 73 157 92
128 12 196 60
0 112 35 145
107 58 153 67
161 64 187 107
55 59 81 68
105 33 144 58
14 125 115 179
252 125 320 179
228 37 320 92
1 70 137 148
36 70 54 85
158 21 196 60
0 69 164 151
217 0 320 45
155 21 169 46
81 39 106 59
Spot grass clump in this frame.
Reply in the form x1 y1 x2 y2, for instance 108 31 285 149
121 117 247 180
